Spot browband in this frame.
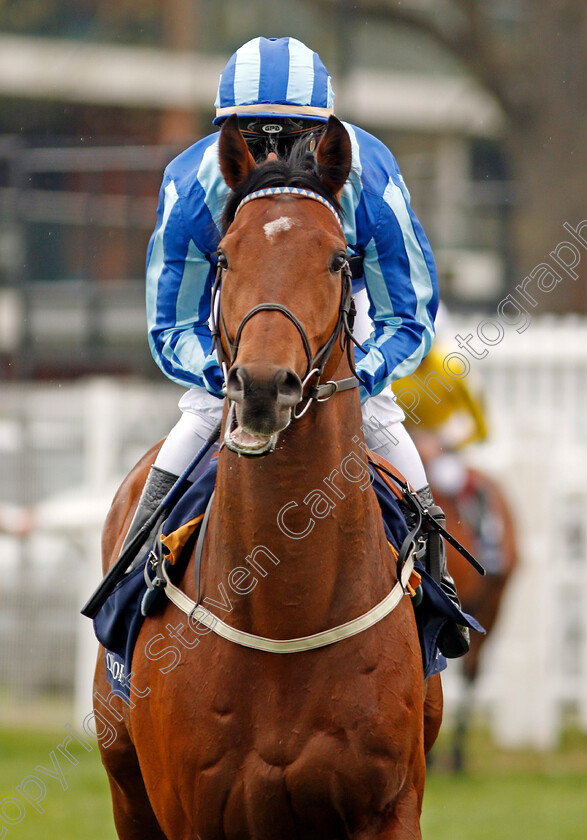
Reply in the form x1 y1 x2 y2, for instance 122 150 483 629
234 187 343 230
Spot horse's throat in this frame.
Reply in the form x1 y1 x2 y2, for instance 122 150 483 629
202 416 392 636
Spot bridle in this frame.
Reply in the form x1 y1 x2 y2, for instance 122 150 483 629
210 187 365 419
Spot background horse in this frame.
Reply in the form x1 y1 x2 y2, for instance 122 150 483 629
92 116 442 839
431 463 518 771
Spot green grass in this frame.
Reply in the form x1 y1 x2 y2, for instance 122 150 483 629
0 723 585 838
0 725 116 839
423 728 587 840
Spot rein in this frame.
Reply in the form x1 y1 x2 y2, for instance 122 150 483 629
210 187 365 417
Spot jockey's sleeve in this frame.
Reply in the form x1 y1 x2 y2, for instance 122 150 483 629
145 149 225 397
342 124 438 403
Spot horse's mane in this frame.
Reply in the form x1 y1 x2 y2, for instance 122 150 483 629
221 141 343 234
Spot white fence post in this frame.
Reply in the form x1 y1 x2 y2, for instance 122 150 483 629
450 315 587 748
490 441 559 749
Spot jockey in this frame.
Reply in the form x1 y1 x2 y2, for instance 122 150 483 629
393 341 489 452
134 36 469 657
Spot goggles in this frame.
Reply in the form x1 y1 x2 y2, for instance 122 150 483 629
237 118 325 159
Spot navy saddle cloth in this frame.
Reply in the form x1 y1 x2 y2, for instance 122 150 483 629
93 460 483 702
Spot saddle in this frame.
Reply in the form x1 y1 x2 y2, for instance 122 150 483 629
92 450 483 703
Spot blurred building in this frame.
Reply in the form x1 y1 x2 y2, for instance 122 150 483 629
0 0 509 382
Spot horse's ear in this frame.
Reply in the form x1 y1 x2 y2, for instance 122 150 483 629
219 115 256 190
315 116 352 196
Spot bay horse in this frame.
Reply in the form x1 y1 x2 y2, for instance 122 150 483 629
93 115 442 839
431 464 518 771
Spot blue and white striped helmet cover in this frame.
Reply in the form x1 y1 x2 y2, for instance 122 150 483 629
214 36 335 125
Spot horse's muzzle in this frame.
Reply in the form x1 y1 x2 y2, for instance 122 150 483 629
224 364 302 456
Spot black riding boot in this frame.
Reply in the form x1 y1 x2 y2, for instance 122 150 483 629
119 465 178 572
412 485 470 659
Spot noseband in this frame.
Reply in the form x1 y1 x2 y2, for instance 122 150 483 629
210 187 365 417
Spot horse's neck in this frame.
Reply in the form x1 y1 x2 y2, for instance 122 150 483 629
202 394 395 636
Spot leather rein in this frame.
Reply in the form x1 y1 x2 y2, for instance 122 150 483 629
210 187 365 417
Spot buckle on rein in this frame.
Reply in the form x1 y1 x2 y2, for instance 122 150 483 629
371 460 485 608
397 508 427 607
314 380 339 402
141 534 167 616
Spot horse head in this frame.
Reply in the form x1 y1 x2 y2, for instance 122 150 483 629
215 114 353 456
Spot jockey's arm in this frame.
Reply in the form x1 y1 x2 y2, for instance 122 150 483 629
352 182 438 402
145 168 224 397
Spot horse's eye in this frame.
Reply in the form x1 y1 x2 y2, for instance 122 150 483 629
217 250 229 270
329 253 347 273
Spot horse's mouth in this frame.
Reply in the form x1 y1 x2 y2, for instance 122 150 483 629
223 402 282 457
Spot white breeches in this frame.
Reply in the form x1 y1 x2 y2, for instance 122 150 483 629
154 387 427 490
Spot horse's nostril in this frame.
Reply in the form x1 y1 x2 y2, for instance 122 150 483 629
274 369 302 408
226 365 251 403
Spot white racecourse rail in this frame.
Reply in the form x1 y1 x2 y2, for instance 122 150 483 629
1 316 586 747
444 314 587 748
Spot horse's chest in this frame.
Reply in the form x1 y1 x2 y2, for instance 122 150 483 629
138 607 423 839
190 646 421 838
197 709 415 840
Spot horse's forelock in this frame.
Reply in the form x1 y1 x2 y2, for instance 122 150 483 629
221 141 342 234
